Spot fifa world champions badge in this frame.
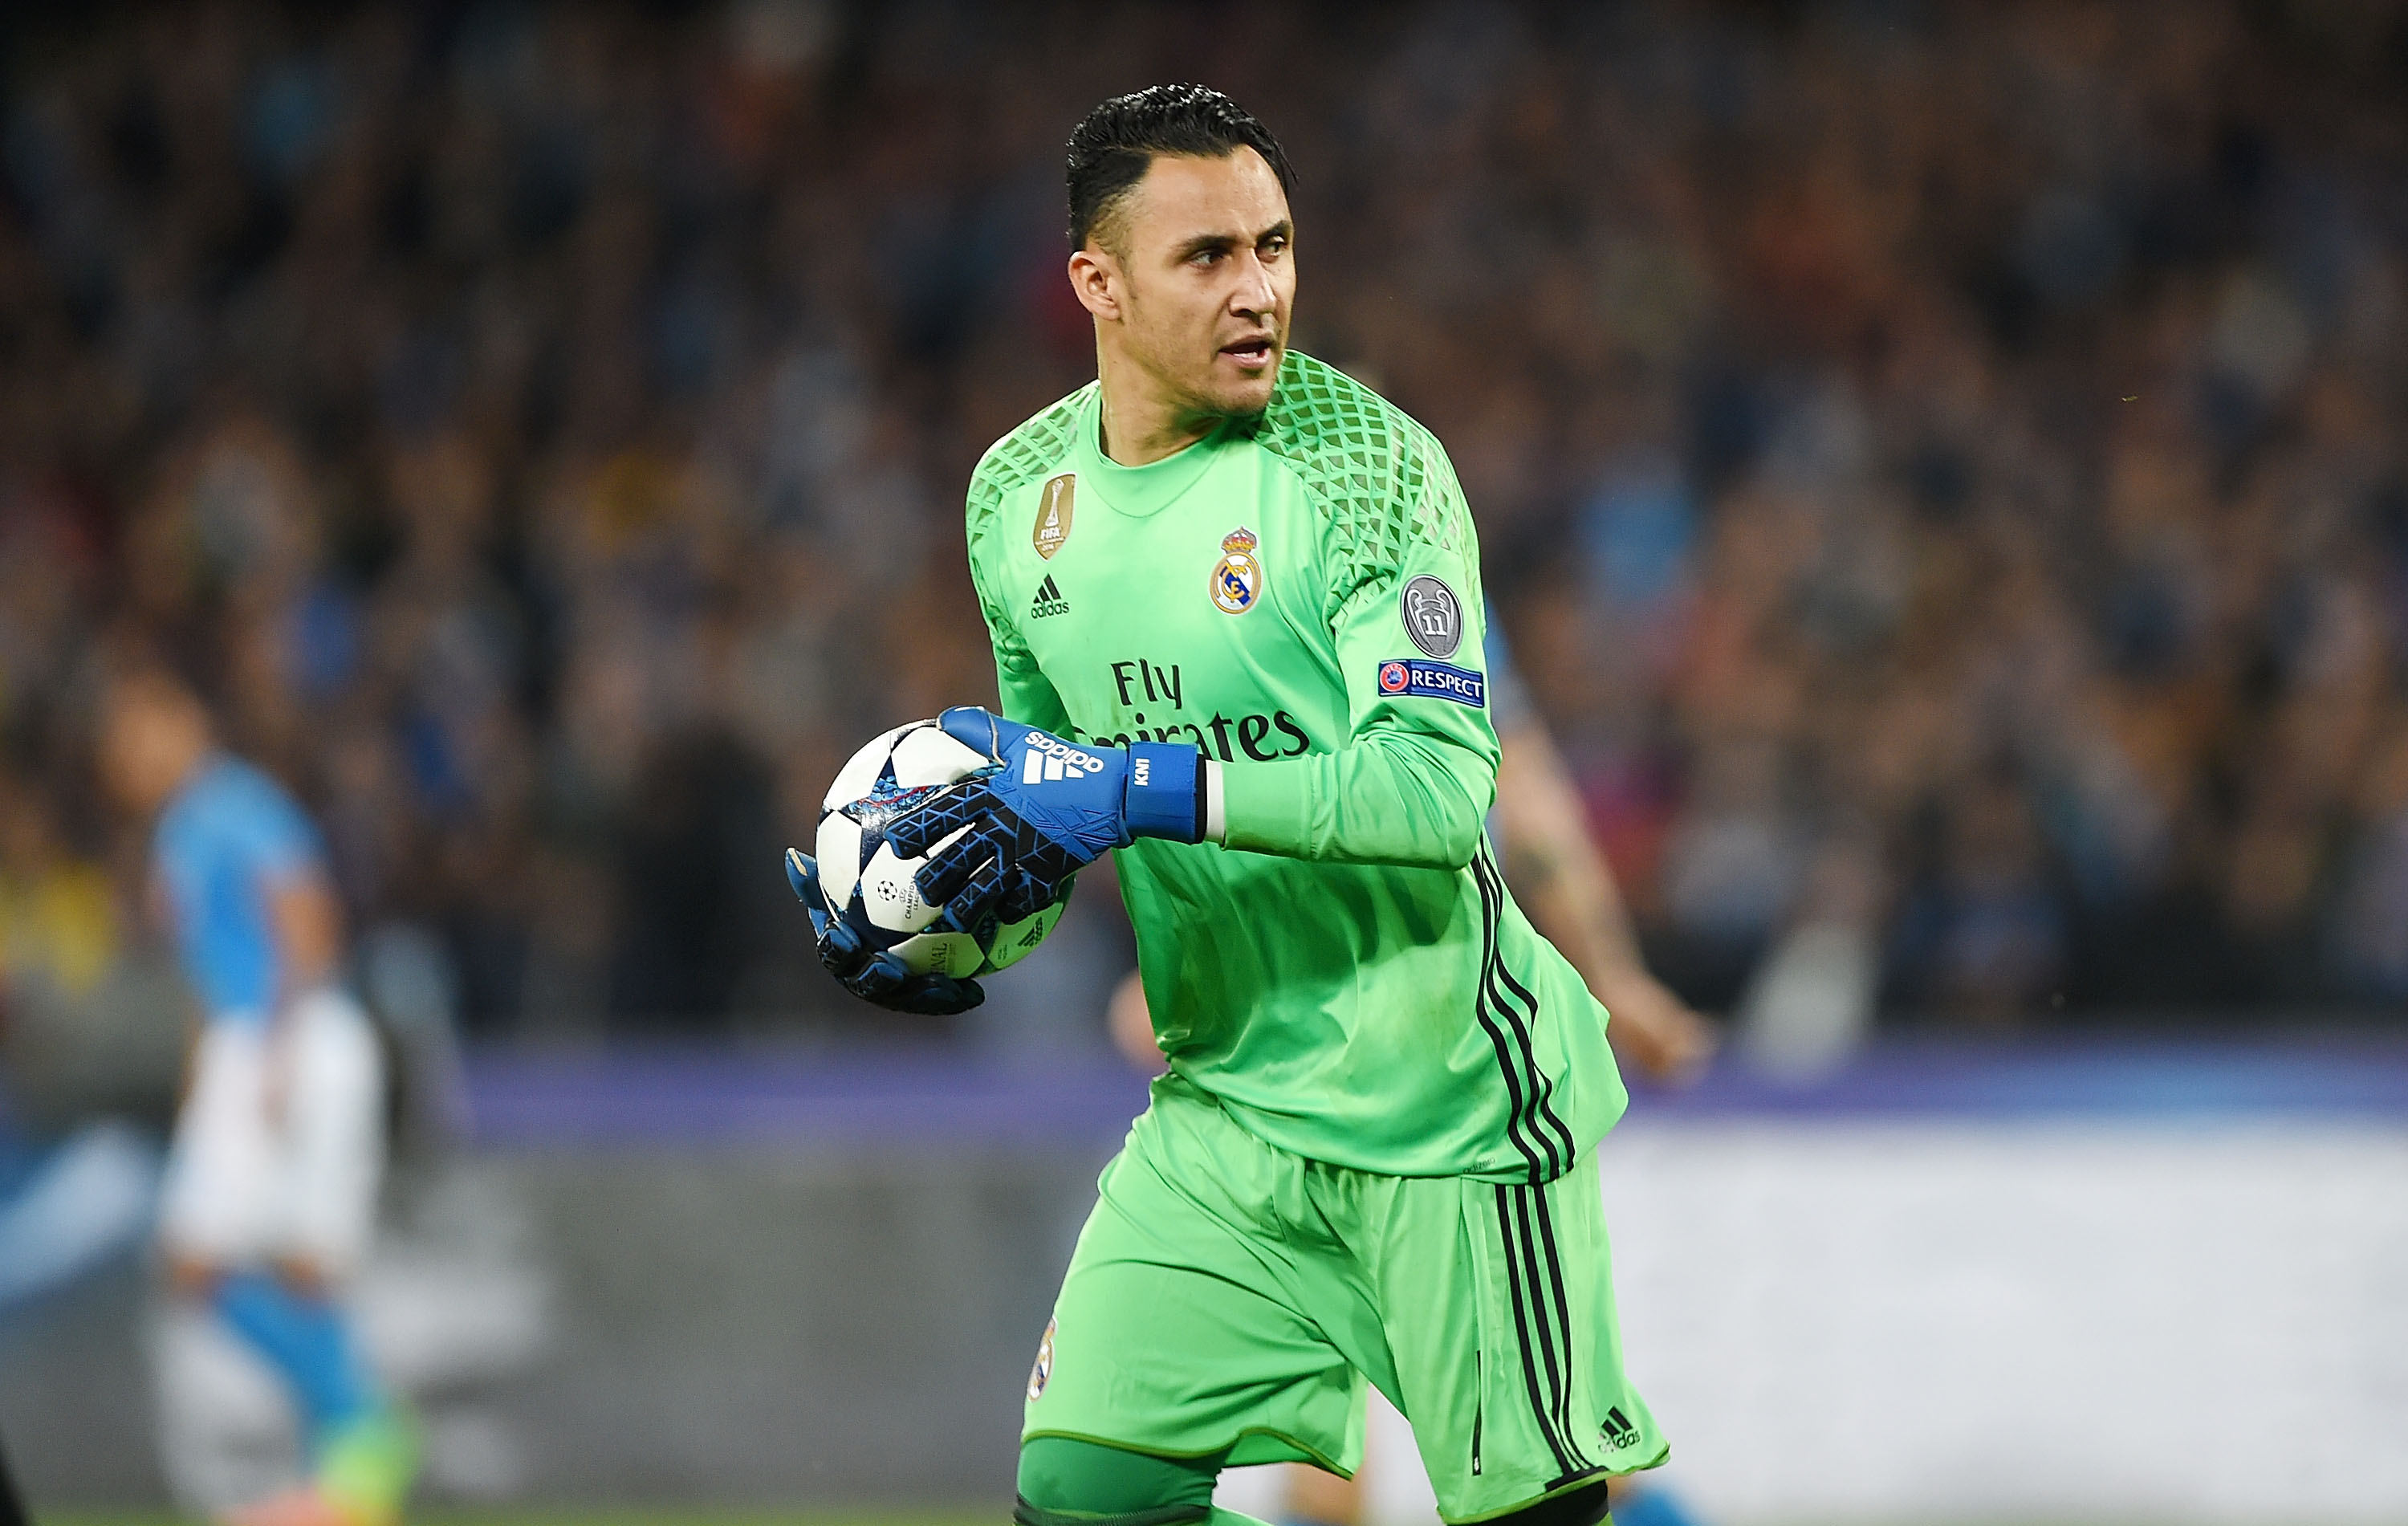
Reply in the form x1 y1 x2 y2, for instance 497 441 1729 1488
1034 474 1075 560
1212 527 1264 614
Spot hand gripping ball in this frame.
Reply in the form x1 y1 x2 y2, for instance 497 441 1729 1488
815 719 1069 977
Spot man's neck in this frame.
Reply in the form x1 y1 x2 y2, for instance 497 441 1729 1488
1095 345 1218 466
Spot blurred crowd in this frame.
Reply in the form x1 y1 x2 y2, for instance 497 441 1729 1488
0 0 2404 1040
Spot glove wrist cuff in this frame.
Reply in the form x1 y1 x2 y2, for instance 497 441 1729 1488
1124 742 1206 843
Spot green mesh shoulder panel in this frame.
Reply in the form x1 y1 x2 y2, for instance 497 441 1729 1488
965 384 1095 649
966 383 1094 560
1250 352 1472 621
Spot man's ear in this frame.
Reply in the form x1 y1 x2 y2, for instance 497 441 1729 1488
1068 246 1121 322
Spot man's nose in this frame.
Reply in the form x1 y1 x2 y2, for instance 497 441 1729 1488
1230 253 1277 318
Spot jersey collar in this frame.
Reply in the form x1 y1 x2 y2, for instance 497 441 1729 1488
1071 385 1235 519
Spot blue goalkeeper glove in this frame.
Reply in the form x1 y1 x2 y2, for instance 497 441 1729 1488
783 848 985 1015
887 707 1206 930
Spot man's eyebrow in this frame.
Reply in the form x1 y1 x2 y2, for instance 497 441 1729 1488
1171 220 1295 260
1171 230 1240 260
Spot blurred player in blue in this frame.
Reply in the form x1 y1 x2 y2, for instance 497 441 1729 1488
100 661 415 1526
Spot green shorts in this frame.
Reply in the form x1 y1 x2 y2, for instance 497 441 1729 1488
1023 1075 1666 1522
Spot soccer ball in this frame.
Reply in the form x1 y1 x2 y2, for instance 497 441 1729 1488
814 718 1068 978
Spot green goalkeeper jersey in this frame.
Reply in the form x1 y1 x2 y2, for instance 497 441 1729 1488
964 352 1626 1182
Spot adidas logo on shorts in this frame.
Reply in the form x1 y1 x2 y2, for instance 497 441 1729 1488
1600 1406 1641 1450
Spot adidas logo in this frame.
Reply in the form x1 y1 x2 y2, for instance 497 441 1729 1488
1600 1406 1641 1451
1020 735 1105 784
1030 576 1071 619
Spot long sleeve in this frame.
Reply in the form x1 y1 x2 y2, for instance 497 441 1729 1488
1218 428 1498 869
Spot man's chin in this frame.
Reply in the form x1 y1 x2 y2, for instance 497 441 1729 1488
1202 360 1282 418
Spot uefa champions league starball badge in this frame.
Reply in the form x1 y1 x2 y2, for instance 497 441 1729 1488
1212 527 1263 614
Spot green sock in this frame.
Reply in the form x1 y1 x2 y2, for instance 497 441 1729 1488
1016 1435 1222 1521
316 1405 420 1521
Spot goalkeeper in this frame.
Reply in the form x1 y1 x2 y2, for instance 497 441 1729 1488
791 84 1665 1526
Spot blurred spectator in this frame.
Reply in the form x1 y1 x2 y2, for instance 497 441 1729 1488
0 766 176 1318
0 1 2403 1036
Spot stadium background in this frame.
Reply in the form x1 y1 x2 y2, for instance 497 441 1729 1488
0 1 2402 1523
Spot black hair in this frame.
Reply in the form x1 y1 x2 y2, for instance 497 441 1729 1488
1065 83 1296 253
100 625 225 719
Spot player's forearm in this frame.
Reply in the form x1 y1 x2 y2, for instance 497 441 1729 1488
1493 725 1717 1078
1494 724 1648 980
266 877 342 1008
1510 855 1608 986
1501 823 1645 1003
1217 731 1491 869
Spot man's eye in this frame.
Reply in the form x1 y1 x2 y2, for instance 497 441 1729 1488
1190 250 1221 267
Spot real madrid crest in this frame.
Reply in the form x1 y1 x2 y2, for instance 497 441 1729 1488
1033 474 1075 560
1211 527 1264 615
1027 1316 1056 1402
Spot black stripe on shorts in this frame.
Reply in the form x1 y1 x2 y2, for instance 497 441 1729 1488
1494 1183 1593 1481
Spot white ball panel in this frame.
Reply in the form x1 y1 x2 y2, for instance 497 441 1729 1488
823 722 919 812
814 812 864 909
887 726 991 789
857 841 939 934
812 718 1074 980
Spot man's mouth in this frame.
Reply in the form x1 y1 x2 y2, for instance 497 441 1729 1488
1220 336 1277 368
